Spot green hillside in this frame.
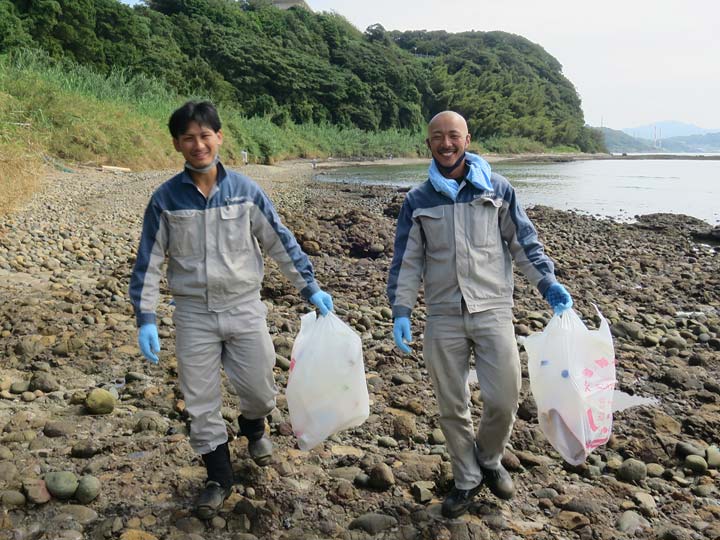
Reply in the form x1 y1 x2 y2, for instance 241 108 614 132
600 126 720 154
660 132 720 153
600 127 656 153
1 0 604 152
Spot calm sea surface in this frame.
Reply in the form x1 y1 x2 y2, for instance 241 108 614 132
315 158 720 225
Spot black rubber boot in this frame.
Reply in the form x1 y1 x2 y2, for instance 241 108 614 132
196 442 233 519
239 416 273 466
238 415 266 441
480 464 515 500
441 482 484 519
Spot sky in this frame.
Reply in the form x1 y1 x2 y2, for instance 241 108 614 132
124 0 720 130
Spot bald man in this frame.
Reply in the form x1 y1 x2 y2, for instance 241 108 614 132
387 111 573 519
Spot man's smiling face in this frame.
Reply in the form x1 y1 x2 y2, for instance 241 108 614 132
426 112 471 172
173 121 223 169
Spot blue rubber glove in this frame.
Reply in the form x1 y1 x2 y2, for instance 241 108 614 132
393 317 412 354
138 323 160 364
545 283 573 315
310 290 334 316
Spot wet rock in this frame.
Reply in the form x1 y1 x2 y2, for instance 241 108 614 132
675 441 704 458
392 415 417 440
71 440 100 458
368 463 395 490
411 481 434 503
1 490 25 507
44 420 76 438
706 445 720 468
616 510 649 534
684 455 708 474
349 513 397 535
30 372 60 392
75 475 101 504
59 504 98 525
22 478 51 504
44 471 79 499
84 388 115 414
617 458 647 483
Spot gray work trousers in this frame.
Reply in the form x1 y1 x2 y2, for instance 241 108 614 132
424 307 521 490
173 299 277 455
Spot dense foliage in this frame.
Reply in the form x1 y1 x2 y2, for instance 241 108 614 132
1 0 605 152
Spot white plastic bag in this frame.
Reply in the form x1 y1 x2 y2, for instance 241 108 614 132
525 307 616 465
286 312 369 451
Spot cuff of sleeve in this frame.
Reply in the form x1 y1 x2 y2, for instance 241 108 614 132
392 305 412 319
537 276 557 299
136 312 157 327
300 281 321 300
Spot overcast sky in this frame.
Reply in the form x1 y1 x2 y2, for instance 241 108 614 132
305 0 719 130
123 0 719 130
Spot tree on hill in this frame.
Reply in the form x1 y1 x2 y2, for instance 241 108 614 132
3 0 604 151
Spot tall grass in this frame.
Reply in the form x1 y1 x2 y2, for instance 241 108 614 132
0 49 568 213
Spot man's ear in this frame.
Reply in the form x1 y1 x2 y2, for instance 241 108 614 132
172 138 181 153
425 138 431 149
465 133 471 148
217 129 224 146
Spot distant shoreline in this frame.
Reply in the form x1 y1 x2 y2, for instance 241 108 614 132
311 152 720 171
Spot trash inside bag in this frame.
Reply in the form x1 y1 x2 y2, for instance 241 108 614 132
286 311 370 451
525 307 615 465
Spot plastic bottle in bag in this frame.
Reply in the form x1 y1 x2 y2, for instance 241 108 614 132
286 312 370 451
524 307 615 465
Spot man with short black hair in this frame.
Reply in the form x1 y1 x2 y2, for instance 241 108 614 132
130 100 333 519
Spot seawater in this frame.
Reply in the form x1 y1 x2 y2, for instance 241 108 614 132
315 158 720 225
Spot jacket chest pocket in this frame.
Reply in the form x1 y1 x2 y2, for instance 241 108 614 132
468 197 501 248
166 211 202 257
218 204 251 253
414 206 450 252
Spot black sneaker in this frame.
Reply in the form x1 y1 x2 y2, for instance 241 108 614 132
441 483 483 519
196 480 232 519
480 464 515 500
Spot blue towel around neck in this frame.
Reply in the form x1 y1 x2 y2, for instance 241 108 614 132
428 152 493 201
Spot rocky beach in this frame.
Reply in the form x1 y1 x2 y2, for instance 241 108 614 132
0 160 718 540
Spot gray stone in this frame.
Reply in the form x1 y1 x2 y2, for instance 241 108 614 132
646 463 664 477
615 510 649 534
617 458 647 483
675 441 704 458
84 388 115 415
22 478 51 504
429 428 445 445
45 471 79 499
349 513 398 535
657 526 693 540
533 487 559 499
368 462 395 490
29 372 60 392
59 504 98 525
1 490 26 507
633 491 657 516
411 481 434 503
377 436 398 448
44 420 76 438
391 373 414 385
9 380 30 393
75 475 101 504
0 461 18 486
71 440 100 458
684 455 708 474
393 415 417 440
705 445 720 468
